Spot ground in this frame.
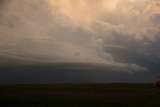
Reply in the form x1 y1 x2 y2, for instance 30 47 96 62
0 84 160 107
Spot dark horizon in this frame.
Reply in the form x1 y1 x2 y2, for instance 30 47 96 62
0 61 156 85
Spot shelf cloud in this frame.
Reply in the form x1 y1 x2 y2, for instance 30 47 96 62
0 0 160 74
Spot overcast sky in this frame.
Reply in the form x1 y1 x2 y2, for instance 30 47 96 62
0 0 160 83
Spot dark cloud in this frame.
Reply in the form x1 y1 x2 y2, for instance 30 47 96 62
0 0 160 84
0 62 154 84
0 0 6 6
0 0 10 9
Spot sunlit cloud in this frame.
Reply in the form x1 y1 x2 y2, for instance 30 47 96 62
0 0 160 73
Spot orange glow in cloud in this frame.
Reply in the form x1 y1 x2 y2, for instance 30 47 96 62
47 0 119 26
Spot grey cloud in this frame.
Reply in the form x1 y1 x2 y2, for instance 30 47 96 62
0 62 154 84
150 13 160 25
1 0 160 74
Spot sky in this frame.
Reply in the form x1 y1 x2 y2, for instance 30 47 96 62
0 0 160 84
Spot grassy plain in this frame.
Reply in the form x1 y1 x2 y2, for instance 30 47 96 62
0 84 160 107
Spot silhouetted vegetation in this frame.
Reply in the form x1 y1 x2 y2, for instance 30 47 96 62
0 84 160 107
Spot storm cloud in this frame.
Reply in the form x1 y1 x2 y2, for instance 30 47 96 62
0 0 160 79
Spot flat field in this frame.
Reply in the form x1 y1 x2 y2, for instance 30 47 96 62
0 84 160 107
